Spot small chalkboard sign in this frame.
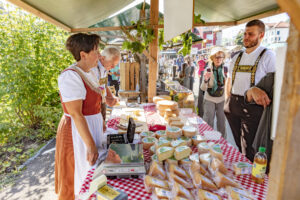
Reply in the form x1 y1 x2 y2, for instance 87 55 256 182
107 118 136 148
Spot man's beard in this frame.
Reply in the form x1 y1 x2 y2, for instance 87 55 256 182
244 38 259 49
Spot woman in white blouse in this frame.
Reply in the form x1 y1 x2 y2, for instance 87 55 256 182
55 33 116 200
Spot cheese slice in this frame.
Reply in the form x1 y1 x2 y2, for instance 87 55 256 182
156 146 174 162
174 146 192 160
226 186 254 200
198 189 221 200
230 191 254 200
166 126 182 139
171 139 187 148
144 175 169 193
179 157 191 165
142 136 157 150
170 121 184 128
155 139 171 149
140 131 154 138
200 153 212 168
233 162 252 176
150 145 156 155
169 164 189 179
149 161 166 179
165 156 178 166
210 157 228 174
170 172 193 188
153 187 171 199
193 172 218 191
173 182 194 199
174 197 188 200
189 153 200 163
210 144 223 161
182 126 197 137
155 130 166 139
197 142 211 154
180 136 192 146
192 135 207 145
214 171 240 188
191 161 209 176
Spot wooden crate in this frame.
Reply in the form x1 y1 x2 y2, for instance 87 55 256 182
120 62 140 91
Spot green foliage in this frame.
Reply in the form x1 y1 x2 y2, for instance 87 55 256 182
0 5 73 179
194 14 205 24
235 31 244 45
178 31 193 56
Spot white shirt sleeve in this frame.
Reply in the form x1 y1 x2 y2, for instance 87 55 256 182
263 50 276 73
58 70 86 102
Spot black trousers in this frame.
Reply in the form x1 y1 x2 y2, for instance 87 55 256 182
224 94 263 162
111 80 119 96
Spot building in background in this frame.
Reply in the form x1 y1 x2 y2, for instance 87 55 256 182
192 27 222 54
263 22 289 46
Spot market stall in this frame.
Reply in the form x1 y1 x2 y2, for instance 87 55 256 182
78 100 268 200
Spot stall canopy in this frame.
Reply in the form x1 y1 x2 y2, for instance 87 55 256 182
7 0 281 32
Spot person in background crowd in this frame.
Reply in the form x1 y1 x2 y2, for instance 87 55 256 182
197 55 207 117
201 47 228 138
183 55 195 90
224 19 276 161
176 55 183 73
55 33 118 200
109 63 120 96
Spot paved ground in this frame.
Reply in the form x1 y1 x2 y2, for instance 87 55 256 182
0 139 57 200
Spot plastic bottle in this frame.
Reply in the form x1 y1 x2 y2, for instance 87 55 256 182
251 147 267 184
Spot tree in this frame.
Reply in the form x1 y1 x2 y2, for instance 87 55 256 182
235 31 244 46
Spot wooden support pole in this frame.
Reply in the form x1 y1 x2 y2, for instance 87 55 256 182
148 0 159 103
267 23 300 200
277 0 300 32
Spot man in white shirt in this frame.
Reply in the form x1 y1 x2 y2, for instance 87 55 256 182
224 19 276 162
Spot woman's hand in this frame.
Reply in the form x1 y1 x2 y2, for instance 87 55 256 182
86 144 99 166
204 72 212 81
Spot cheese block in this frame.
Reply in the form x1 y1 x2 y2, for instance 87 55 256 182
153 187 171 199
157 100 178 110
210 157 228 174
189 153 200 163
169 164 189 179
174 146 192 160
180 136 192 146
191 161 209 176
150 145 156 155
153 95 172 104
233 162 252 176
167 116 181 124
165 108 179 116
173 182 194 199
229 191 253 200
192 135 207 145
214 171 239 188
165 156 178 166
182 126 197 137
171 139 187 148
166 126 182 139
155 130 166 139
142 136 157 150
149 161 166 179
179 157 191 165
144 175 169 193
170 121 184 128
159 110 166 117
151 154 163 165
197 142 211 154
140 131 155 138
210 144 223 161
156 146 174 162
170 172 193 189
155 139 171 149
199 153 212 168
198 189 221 200
193 172 218 191
226 186 254 200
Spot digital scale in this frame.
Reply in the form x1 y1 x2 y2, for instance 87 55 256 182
93 118 146 179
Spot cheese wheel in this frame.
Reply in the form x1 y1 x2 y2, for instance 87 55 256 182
210 157 228 174
155 130 166 139
173 182 194 199
153 187 171 199
153 95 172 104
170 121 184 128
213 171 239 188
171 139 187 148
193 172 218 191
165 108 179 116
167 116 181 124
155 139 171 149
198 189 221 200
182 126 197 137
174 146 192 160
199 153 212 168
144 175 169 193
140 131 155 138
159 136 173 142
192 135 207 145
197 142 211 154
210 144 223 161
149 161 166 179
150 145 156 155
142 136 157 150
157 100 178 110
166 126 182 139
156 146 174 162
180 136 192 146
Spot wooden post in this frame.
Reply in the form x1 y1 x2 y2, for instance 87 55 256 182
148 0 159 102
267 23 300 200
277 0 300 32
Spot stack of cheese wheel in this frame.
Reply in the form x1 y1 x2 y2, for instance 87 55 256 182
156 100 179 118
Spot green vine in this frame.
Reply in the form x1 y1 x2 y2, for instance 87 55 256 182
178 31 193 56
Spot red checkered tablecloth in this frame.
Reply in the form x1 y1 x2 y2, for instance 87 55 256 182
80 104 268 200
